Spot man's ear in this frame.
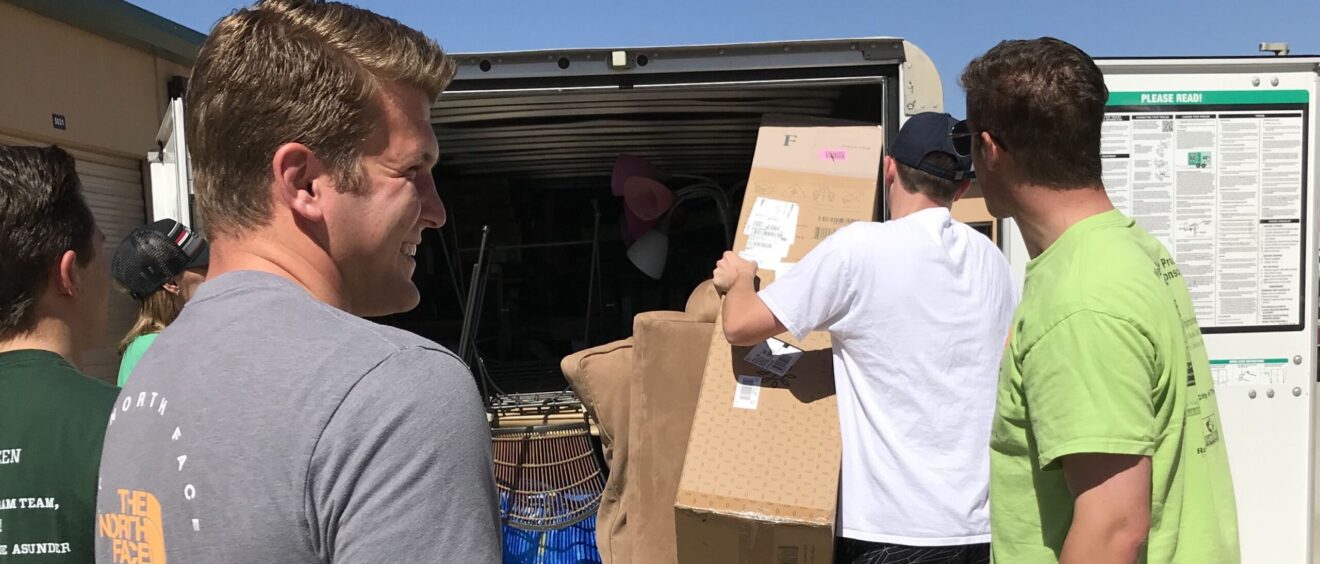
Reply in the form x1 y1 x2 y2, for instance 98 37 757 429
978 131 1003 172
271 142 328 223
53 250 80 298
882 155 897 187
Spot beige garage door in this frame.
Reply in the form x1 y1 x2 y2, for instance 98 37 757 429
0 131 144 384
78 159 146 384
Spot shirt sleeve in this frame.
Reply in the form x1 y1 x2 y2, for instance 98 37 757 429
1022 311 1158 469
306 347 501 563
117 333 158 387
757 228 854 340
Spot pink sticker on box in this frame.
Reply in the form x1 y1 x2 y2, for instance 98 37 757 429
818 149 848 162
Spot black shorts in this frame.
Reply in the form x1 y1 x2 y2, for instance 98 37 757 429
835 537 991 564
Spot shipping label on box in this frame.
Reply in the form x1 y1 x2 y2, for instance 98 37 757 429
733 117 885 282
675 117 883 564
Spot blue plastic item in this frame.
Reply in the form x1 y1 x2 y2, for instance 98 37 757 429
501 490 602 564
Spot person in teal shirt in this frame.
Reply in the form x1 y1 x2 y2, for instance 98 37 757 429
112 218 209 386
959 38 1239 563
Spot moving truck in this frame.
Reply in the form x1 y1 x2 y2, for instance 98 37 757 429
150 37 1320 564
150 37 969 393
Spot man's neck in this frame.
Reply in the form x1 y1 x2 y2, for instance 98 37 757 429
207 227 350 312
1013 182 1115 257
0 318 79 367
889 192 947 220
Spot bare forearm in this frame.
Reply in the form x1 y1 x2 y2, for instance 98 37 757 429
722 279 760 345
721 278 781 346
1059 454 1151 564
713 251 786 346
1059 520 1146 564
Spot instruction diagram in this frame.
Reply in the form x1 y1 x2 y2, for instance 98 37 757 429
1210 358 1290 387
1102 91 1309 331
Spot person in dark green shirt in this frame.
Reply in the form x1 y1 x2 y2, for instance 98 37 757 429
111 219 209 386
959 38 1240 563
0 144 119 562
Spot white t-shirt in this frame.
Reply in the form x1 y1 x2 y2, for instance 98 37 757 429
758 207 1017 546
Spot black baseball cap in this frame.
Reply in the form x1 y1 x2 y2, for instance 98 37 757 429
890 112 975 181
111 219 209 299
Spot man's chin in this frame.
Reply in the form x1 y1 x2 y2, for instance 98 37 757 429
984 198 1011 220
356 284 421 318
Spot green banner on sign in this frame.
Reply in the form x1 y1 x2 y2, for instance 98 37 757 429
1209 358 1289 365
1107 90 1308 106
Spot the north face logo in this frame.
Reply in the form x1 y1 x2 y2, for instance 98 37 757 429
98 489 167 564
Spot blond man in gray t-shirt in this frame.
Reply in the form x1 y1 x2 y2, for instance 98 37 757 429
95 2 500 562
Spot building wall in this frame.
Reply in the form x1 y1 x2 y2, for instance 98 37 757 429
0 1 190 161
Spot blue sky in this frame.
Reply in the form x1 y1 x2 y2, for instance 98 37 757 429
131 0 1320 117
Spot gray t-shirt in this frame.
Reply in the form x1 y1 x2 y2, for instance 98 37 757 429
95 271 501 563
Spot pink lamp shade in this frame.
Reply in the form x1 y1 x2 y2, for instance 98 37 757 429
610 154 660 197
622 176 674 221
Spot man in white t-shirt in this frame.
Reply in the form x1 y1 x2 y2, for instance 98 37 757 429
712 112 1017 564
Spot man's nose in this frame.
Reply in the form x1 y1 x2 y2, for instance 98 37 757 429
419 174 446 229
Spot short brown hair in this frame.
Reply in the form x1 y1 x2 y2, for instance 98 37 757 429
186 0 456 236
894 153 962 203
960 37 1108 189
0 145 97 340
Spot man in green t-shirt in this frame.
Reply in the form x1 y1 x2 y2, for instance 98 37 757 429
957 38 1240 563
0 144 119 561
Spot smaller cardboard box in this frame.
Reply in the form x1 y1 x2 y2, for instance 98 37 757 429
674 116 883 564
675 326 838 564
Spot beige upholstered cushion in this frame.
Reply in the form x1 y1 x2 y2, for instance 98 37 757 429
557 280 721 564
627 311 715 564
561 338 634 564
684 279 721 322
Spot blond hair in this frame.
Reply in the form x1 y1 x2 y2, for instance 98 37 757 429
185 0 456 237
117 288 182 354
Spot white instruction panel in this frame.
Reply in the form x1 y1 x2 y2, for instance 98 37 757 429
1102 90 1309 331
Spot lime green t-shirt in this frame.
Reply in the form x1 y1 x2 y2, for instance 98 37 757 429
990 210 1240 563
117 332 158 387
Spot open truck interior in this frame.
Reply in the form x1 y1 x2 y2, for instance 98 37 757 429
373 38 942 395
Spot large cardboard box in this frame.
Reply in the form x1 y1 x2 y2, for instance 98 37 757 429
674 116 884 564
